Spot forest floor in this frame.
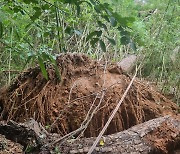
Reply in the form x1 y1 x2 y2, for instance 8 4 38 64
0 53 179 153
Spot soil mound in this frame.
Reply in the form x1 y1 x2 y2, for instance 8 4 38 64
0 53 178 137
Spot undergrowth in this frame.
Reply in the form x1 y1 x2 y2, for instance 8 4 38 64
0 0 179 105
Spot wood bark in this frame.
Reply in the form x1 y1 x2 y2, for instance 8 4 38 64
0 115 179 154
0 118 49 148
59 115 180 154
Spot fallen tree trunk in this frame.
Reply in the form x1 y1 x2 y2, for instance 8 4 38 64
59 115 180 154
0 115 179 154
0 118 50 151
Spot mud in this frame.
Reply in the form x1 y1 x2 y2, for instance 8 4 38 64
0 53 178 138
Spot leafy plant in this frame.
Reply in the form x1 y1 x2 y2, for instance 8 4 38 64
0 0 179 104
0 0 136 81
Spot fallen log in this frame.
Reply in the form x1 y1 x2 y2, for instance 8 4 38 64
0 115 179 154
0 118 50 152
59 115 180 154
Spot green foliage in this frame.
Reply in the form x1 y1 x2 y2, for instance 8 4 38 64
0 0 135 81
0 0 179 104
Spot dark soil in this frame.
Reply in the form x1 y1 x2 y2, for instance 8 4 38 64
0 53 178 138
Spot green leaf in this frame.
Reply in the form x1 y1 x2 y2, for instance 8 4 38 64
112 12 135 27
23 0 38 4
30 7 42 21
129 40 136 51
38 56 48 80
79 1 92 7
40 52 61 81
42 4 50 10
23 52 35 69
121 36 130 45
94 5 101 13
86 30 102 41
65 26 72 34
23 0 31 4
14 29 21 40
44 32 50 37
13 6 21 13
97 21 107 30
110 17 117 27
97 30 102 37
0 20 3 38
41 52 50 61
90 38 99 48
99 40 106 52
89 0 96 5
118 26 129 35
31 0 39 4
118 26 131 45
76 3 80 16
105 36 116 45
33 7 40 11
102 15 109 22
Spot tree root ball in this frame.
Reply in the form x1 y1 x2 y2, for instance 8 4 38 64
0 53 178 137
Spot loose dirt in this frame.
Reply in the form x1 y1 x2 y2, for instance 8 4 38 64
144 115 180 154
0 53 178 138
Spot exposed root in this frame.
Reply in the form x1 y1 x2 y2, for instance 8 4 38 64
0 53 179 138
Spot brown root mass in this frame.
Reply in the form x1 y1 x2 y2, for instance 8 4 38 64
0 53 178 138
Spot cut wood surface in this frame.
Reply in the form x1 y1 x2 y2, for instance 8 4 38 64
0 115 179 153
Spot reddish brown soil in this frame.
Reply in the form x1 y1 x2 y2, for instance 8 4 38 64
144 115 180 154
0 53 179 138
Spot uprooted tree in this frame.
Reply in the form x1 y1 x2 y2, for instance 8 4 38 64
0 53 179 153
